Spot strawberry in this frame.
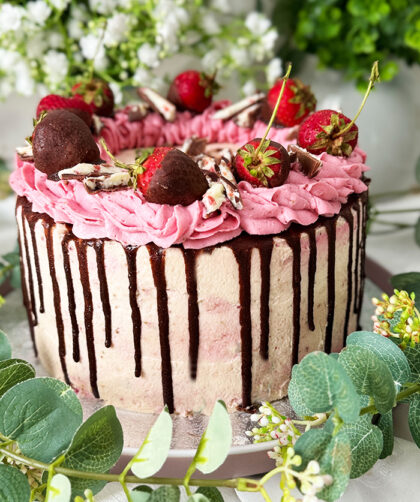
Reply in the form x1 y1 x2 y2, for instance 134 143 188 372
71 78 114 117
234 64 292 188
36 94 93 127
167 70 218 113
266 78 316 127
297 61 380 157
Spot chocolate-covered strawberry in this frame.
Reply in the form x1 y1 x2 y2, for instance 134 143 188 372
168 70 218 113
298 61 380 157
32 109 101 178
234 64 292 188
71 78 114 117
36 94 93 127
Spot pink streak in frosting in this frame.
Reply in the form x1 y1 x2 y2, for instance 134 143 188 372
10 101 368 249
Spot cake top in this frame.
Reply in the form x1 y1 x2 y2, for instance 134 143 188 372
10 67 373 249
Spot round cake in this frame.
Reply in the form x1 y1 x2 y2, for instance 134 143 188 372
10 79 369 414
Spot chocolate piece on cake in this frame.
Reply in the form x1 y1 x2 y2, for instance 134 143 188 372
233 103 262 129
212 92 265 121
16 144 34 162
84 171 131 193
179 136 208 157
288 144 322 178
137 87 176 122
127 102 149 122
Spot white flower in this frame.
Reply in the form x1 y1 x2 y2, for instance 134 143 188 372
88 0 114 15
0 4 24 34
245 12 271 36
266 57 282 85
133 67 154 87
27 1 51 26
15 61 35 95
260 28 278 52
0 49 21 70
26 32 48 58
230 46 249 66
242 80 257 96
44 50 68 85
104 13 130 47
109 82 123 104
137 43 160 68
156 18 180 50
80 33 104 59
71 4 88 21
68 18 84 39
211 0 231 13
201 13 220 35
201 49 221 73
49 0 71 11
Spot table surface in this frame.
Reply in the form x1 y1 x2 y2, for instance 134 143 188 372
0 192 419 501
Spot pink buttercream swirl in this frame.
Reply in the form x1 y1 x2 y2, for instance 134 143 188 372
10 101 368 249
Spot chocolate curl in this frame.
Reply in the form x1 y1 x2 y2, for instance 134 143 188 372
83 171 131 193
126 102 149 122
214 153 243 210
287 144 323 178
179 136 208 157
58 163 122 181
137 87 176 122
212 92 265 121
232 102 262 129
16 144 34 161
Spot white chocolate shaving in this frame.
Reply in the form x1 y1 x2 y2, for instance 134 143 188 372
202 183 226 217
58 163 124 179
138 87 176 122
212 92 265 121
83 171 131 192
233 102 261 128
16 144 33 158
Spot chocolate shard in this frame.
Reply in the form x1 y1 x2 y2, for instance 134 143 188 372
83 171 131 193
58 163 123 181
126 102 149 122
137 87 176 122
287 144 322 178
233 102 262 129
202 182 226 217
212 92 265 121
179 136 208 157
215 154 243 210
16 144 34 161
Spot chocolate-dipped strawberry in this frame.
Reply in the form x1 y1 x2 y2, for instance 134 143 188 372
32 109 101 178
71 78 114 117
234 64 292 188
168 70 219 113
298 61 379 157
36 94 93 128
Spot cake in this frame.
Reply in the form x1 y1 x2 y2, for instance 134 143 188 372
10 73 369 414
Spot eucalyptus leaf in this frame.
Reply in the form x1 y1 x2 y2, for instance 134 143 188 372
188 495 210 502
62 405 123 498
340 419 383 478
0 377 82 462
129 406 172 479
45 474 72 502
338 345 396 414
404 343 420 384
149 486 180 502
293 428 332 469
288 351 360 422
0 329 11 361
0 464 31 502
391 273 420 302
408 394 420 448
194 400 232 474
131 485 153 502
378 411 394 459
196 487 224 502
346 331 411 389
0 359 35 397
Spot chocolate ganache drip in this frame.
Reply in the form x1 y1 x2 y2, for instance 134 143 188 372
307 227 317 332
125 246 142 378
184 249 200 380
324 218 337 353
94 241 112 348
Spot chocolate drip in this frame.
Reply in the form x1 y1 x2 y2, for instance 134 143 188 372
62 233 80 362
342 206 354 345
284 235 301 364
43 221 70 384
324 219 337 353
353 201 361 314
94 241 112 348
184 249 200 379
307 228 317 331
357 198 368 314
76 241 99 398
259 244 273 359
125 246 142 378
232 248 253 408
28 222 44 313
21 213 37 328
148 244 174 413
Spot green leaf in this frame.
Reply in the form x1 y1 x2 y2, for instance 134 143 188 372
294 428 332 468
0 359 35 397
0 377 82 462
415 217 420 247
404 343 420 383
129 406 172 479
194 400 232 474
0 330 11 361
131 485 153 502
340 418 383 478
288 351 360 422
45 474 72 502
149 486 180 502
346 331 411 389
378 411 394 459
188 495 210 502
415 155 420 185
338 345 396 414
0 464 31 502
391 273 420 302
408 393 420 447
195 487 224 502
62 405 123 498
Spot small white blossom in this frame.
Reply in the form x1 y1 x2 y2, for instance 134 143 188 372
49 0 71 11
260 28 278 52
68 18 84 39
44 50 68 86
0 4 24 34
211 0 231 13
242 80 257 96
104 13 130 47
202 49 221 73
202 14 220 35
0 49 21 70
89 0 114 15
230 46 249 66
137 43 160 68
245 12 271 36
133 67 154 87
15 61 35 95
26 33 48 59
27 1 52 26
80 33 106 63
156 18 180 50
266 57 282 85
48 31 64 49
109 82 123 105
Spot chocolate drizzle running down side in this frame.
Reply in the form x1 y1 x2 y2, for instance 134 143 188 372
324 219 337 353
307 228 317 332
62 233 80 362
183 249 200 380
259 244 273 360
341 205 354 345
147 244 174 413
94 241 112 348
284 235 302 364
231 247 253 408
125 246 142 378
357 197 368 315
353 200 361 314
76 240 100 398
21 212 38 330
28 222 44 314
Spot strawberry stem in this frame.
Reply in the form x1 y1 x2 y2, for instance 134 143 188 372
332 60 380 139
254 63 292 159
99 138 130 170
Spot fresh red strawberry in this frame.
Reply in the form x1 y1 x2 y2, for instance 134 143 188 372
36 94 93 127
266 78 316 127
167 70 219 113
136 147 172 193
297 110 358 157
71 78 114 117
